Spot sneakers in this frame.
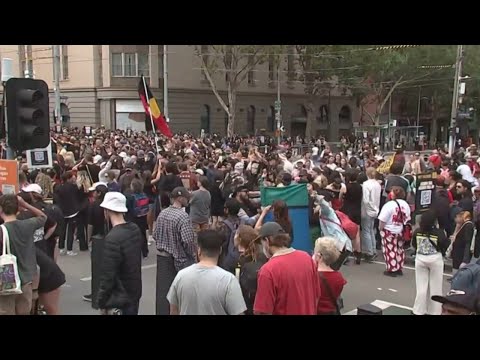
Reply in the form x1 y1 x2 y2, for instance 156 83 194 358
67 251 78 257
83 294 92 302
59 249 66 256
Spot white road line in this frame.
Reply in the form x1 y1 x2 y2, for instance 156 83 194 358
344 299 413 315
80 263 157 282
377 288 383 291
388 288 398 293
370 260 453 278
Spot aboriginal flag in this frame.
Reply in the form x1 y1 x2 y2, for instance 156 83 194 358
138 75 173 138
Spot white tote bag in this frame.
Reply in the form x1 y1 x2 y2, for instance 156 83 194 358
0 224 22 295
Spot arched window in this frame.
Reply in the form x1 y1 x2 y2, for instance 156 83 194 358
247 105 256 134
318 105 328 123
339 105 351 125
267 106 275 132
200 105 210 134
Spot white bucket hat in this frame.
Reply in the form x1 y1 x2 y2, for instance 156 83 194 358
100 192 128 213
22 183 43 195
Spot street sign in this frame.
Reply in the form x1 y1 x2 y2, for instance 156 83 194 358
274 100 281 111
0 160 19 194
26 143 53 169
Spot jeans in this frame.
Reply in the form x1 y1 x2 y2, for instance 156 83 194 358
361 216 376 256
413 253 443 315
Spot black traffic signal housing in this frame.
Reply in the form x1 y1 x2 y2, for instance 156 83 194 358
5 78 50 151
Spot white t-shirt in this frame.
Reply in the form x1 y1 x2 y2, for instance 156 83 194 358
378 199 411 234
312 147 319 156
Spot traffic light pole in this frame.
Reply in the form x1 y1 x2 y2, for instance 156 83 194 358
2 89 16 160
275 59 281 145
448 45 463 156
53 45 62 128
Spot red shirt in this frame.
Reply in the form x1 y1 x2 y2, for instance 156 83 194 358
254 250 321 315
429 154 441 169
317 271 347 314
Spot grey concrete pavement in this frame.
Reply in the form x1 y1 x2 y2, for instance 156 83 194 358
57 248 453 315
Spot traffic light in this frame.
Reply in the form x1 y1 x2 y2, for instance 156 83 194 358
5 78 49 151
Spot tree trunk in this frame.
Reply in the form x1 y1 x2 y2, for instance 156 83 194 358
305 100 315 140
227 85 237 138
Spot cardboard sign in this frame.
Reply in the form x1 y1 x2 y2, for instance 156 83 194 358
0 160 19 194
415 172 437 213
26 143 53 169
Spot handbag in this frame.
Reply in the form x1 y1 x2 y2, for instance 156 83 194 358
318 271 342 315
393 200 412 243
0 224 23 295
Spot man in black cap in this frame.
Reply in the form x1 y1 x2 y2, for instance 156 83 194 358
153 186 197 315
432 290 479 315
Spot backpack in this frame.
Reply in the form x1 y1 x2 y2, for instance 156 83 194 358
451 259 480 295
219 219 240 273
133 193 149 218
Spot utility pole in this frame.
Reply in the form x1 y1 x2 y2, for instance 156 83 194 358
275 57 281 145
448 44 463 156
163 45 169 122
53 45 62 128
416 86 421 138
25 45 33 78
387 94 392 151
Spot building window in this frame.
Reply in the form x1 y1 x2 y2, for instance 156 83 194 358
247 105 256 134
267 106 275 132
268 55 275 83
287 46 295 82
61 45 69 80
339 105 351 125
200 105 211 134
318 105 328 123
247 55 255 86
111 53 150 77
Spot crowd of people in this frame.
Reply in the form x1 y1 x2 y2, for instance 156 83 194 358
0 126 479 316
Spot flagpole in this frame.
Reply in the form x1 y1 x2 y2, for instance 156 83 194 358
142 75 160 155
163 45 169 122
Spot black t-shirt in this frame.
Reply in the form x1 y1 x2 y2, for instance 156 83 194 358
88 200 107 236
79 163 101 183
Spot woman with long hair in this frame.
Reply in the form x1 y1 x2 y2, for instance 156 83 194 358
412 210 449 315
313 237 347 315
378 186 411 277
234 225 267 315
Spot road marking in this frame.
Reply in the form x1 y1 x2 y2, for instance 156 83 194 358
80 263 157 282
388 288 398 293
344 299 413 315
377 288 382 291
370 260 453 278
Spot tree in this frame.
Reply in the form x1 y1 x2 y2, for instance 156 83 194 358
325 45 457 133
193 45 279 137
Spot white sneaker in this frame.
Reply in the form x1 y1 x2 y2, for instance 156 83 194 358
67 251 78 257
59 249 66 256
148 235 154 246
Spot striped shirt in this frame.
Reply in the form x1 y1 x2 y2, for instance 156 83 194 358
154 206 197 271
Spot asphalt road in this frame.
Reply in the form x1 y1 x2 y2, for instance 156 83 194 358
57 246 453 315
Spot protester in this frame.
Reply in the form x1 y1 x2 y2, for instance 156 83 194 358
254 222 320 315
97 192 143 315
449 211 475 276
412 211 449 315
167 230 246 315
314 237 347 315
361 167 382 262
189 176 211 233
154 187 196 315
432 290 480 315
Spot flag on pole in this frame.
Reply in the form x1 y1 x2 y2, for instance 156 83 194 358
137 76 173 138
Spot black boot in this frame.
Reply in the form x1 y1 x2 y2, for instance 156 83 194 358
354 251 362 265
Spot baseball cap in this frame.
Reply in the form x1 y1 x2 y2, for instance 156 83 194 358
259 222 286 238
100 192 128 213
171 187 191 199
432 290 479 314
93 155 103 164
22 183 42 195
88 182 108 192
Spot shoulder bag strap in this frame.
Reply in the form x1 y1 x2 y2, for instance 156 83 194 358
85 164 94 185
318 271 340 315
1 224 10 255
